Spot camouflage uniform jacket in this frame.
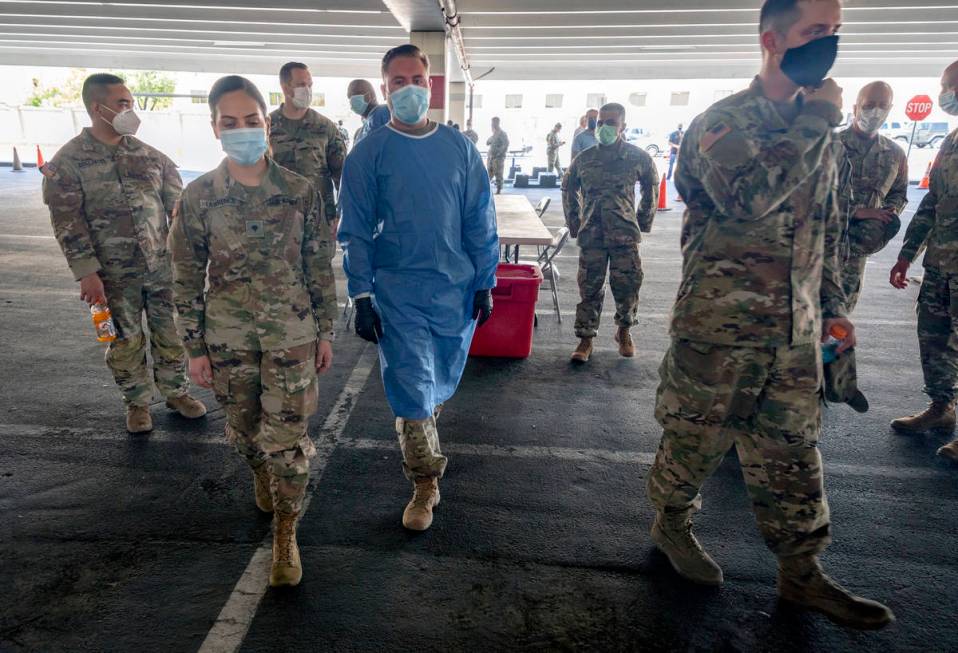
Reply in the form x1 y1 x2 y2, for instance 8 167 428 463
672 77 847 347
546 131 561 154
486 130 509 159
169 158 336 357
42 128 181 281
900 128 958 269
837 128 908 256
562 139 660 248
268 105 346 222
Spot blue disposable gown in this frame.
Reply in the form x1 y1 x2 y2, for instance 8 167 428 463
339 123 500 420
571 130 597 159
355 104 391 145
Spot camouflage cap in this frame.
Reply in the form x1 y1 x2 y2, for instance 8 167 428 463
824 349 869 413
848 213 901 257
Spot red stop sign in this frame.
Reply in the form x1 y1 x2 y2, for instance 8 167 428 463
906 95 934 121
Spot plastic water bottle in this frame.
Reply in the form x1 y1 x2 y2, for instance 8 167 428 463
821 324 848 364
90 302 117 343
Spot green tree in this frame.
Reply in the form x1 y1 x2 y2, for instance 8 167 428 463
25 68 86 108
126 71 176 110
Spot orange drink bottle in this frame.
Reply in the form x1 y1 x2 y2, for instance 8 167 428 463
821 324 848 364
90 302 117 343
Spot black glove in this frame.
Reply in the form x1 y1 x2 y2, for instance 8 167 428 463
354 297 383 344
568 220 580 239
473 289 493 327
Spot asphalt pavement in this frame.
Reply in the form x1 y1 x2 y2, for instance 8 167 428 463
1 167 955 653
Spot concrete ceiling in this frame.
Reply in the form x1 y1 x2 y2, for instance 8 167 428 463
0 0 409 76
457 0 958 80
0 0 954 80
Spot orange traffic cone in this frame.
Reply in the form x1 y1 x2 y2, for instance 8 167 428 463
919 162 931 190
36 145 45 169
657 175 671 212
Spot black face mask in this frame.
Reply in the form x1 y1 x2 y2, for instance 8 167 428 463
780 34 839 87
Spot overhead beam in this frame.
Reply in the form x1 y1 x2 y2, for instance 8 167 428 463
380 0 444 32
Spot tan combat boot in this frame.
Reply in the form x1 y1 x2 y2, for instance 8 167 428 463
270 511 302 587
650 510 724 585
615 327 635 358
126 405 153 434
778 555 894 630
251 463 273 513
402 477 441 531
938 439 958 462
166 394 207 419
570 337 594 364
890 401 956 434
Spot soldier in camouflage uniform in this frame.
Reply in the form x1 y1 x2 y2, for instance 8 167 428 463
890 61 958 456
645 0 893 630
546 123 564 175
43 73 205 434
562 103 658 363
486 116 510 194
268 62 346 230
837 81 908 312
169 76 337 588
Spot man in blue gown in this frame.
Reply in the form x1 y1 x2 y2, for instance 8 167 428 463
338 44 500 531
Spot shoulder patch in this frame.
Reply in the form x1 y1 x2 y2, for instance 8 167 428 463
700 123 732 153
41 161 57 178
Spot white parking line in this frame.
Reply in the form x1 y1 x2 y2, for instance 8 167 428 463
197 344 377 653
346 437 657 466
1 420 945 481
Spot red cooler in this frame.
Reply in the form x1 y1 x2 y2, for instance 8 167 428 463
469 263 543 359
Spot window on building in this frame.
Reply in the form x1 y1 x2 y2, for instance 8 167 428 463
586 93 607 109
311 92 326 108
628 92 647 107
471 94 484 109
269 92 283 106
714 90 733 101
190 90 206 105
670 91 690 106
545 93 563 109
505 94 523 109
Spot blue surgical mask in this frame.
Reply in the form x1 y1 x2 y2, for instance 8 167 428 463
389 84 430 125
349 94 369 116
941 90 958 116
220 127 267 166
587 117 597 130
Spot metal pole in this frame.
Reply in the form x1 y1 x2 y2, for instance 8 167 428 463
907 121 918 158
468 83 474 124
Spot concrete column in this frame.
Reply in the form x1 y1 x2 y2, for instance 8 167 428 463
448 81 466 128
410 31 447 124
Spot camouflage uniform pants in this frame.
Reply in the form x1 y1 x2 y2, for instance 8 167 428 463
547 149 562 175
917 267 958 404
396 415 447 481
842 254 868 314
209 341 318 515
647 339 831 558
487 156 505 191
101 263 188 407
575 245 643 338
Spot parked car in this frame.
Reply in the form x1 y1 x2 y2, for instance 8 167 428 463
915 122 950 148
880 120 913 144
624 127 666 157
881 121 950 148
